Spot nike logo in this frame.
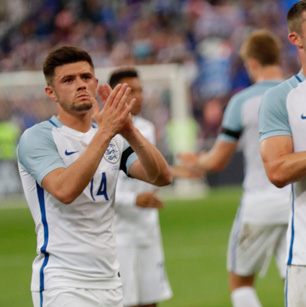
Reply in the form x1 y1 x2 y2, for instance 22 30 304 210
65 150 78 156
301 114 306 119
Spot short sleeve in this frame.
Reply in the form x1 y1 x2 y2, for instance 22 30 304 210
258 86 291 142
120 138 138 175
17 124 65 185
218 95 243 142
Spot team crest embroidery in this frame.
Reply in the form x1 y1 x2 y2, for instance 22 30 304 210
104 139 120 164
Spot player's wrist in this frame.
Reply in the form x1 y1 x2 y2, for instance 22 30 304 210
196 153 207 172
95 128 114 145
120 125 139 141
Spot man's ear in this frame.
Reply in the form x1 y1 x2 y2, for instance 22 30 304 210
45 86 58 102
247 57 259 71
288 32 303 49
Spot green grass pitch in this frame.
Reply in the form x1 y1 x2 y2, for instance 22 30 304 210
0 186 284 306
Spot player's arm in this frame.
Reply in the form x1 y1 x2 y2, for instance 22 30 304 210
98 83 172 187
41 131 113 204
198 140 238 172
122 127 172 186
178 92 241 173
42 84 134 204
260 135 306 187
179 140 238 173
257 83 306 188
115 181 164 209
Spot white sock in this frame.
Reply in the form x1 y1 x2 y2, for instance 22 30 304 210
231 286 262 307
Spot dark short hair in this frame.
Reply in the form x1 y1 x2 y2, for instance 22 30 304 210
109 67 139 89
239 29 281 66
287 0 306 34
43 46 94 85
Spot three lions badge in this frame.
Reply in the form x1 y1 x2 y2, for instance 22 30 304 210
104 139 120 164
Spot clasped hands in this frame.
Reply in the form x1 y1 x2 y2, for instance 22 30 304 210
92 83 135 138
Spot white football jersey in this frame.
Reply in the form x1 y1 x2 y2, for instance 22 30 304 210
17 115 137 291
114 116 161 246
219 80 291 225
259 71 306 266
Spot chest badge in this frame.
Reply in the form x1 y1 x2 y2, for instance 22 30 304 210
104 139 120 164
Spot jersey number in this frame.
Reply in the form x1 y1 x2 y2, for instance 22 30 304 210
90 172 109 201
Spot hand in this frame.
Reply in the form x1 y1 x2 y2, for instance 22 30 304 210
136 191 164 210
98 83 135 135
178 152 200 169
171 164 205 178
92 83 135 137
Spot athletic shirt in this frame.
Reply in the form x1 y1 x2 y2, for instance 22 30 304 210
259 71 306 266
219 80 290 225
17 115 138 291
114 116 161 246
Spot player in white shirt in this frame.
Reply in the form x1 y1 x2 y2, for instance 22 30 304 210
17 46 172 307
108 68 172 307
259 2 306 306
179 30 291 307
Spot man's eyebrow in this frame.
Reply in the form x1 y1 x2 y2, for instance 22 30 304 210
55 71 93 81
54 74 75 81
81 72 93 76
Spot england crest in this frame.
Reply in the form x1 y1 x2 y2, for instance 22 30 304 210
104 139 120 164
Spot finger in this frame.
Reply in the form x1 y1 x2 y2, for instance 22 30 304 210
151 190 158 196
112 84 130 111
104 83 112 96
98 83 113 103
103 83 123 107
120 98 135 119
146 199 162 209
178 152 194 160
177 153 189 163
91 98 100 119
155 199 164 210
97 84 108 105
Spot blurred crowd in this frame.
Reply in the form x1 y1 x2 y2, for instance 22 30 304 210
0 0 301 146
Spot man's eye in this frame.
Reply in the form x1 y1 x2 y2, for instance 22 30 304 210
64 78 72 83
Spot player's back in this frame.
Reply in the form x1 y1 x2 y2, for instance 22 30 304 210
222 80 290 224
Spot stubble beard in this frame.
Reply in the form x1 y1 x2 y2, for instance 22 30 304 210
71 99 93 112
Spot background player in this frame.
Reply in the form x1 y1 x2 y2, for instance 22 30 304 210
109 67 172 307
17 46 172 307
179 30 291 307
259 1 306 305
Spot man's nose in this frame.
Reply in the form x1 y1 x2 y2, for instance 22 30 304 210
76 77 87 90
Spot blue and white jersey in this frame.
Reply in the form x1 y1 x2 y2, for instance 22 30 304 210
219 80 290 225
114 116 161 246
17 115 138 292
259 71 306 265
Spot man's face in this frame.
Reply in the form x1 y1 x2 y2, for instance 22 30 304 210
120 77 143 116
46 61 98 114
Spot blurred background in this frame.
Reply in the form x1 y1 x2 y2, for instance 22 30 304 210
0 1 300 306
0 0 301 198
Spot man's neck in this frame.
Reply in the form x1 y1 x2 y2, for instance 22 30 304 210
255 66 283 82
58 111 93 132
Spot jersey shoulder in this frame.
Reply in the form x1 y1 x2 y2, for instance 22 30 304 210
230 80 281 106
261 75 302 114
18 120 55 159
258 75 302 141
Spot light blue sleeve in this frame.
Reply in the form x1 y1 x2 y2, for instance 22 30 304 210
121 138 138 174
258 85 291 142
218 94 243 142
17 123 65 186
